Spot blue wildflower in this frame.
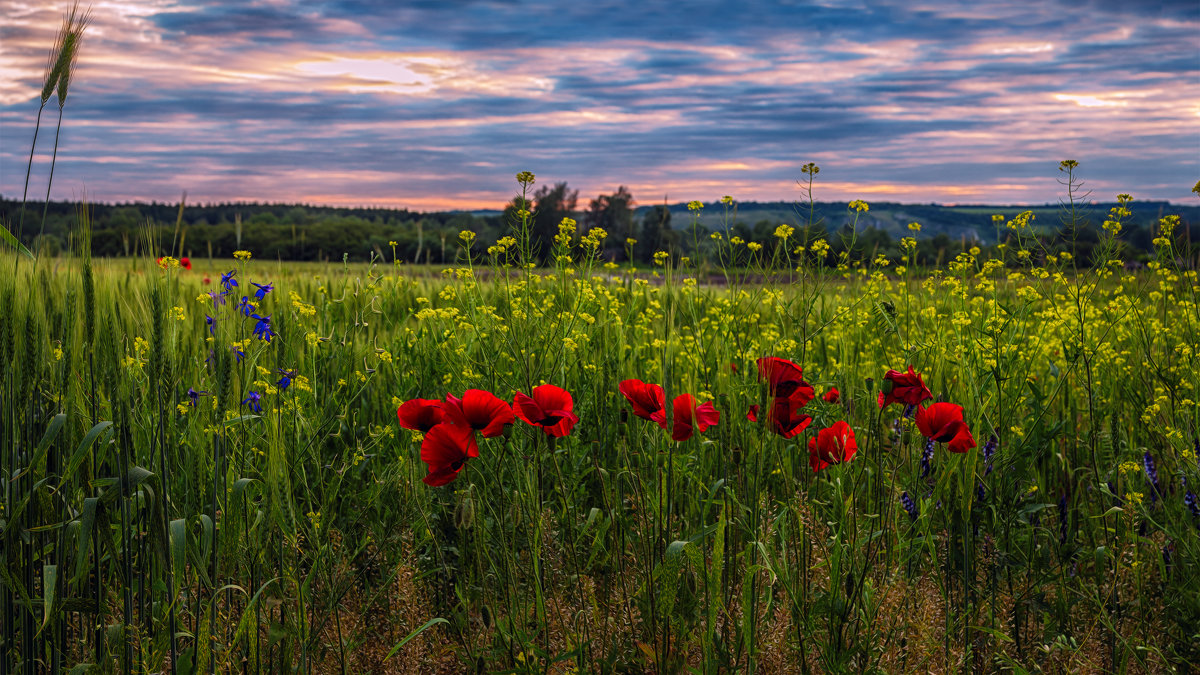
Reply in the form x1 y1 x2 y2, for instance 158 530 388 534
920 437 935 479
238 296 255 317
251 282 274 300
208 290 228 307
252 314 275 343
900 491 918 521
982 435 997 476
231 344 245 363
1143 450 1159 504
205 315 216 336
221 270 239 292
276 368 296 392
1185 491 1199 520
902 403 917 419
242 391 262 413
187 387 207 407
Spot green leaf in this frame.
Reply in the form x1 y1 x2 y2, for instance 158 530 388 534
170 518 186 599
18 413 67 480
0 222 35 260
384 618 448 661
41 564 57 631
61 422 114 487
71 498 100 585
969 625 1015 643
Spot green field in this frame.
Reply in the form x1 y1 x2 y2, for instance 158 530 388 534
2 203 1199 673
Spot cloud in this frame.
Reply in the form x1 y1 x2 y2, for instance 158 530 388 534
0 0 1196 209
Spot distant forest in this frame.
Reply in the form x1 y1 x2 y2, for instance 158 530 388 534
3 189 1197 266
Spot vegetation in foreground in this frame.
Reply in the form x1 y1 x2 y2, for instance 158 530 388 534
2 169 1199 673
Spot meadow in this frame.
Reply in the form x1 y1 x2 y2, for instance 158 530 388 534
2 175 1198 674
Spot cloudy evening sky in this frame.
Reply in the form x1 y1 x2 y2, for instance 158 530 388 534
1 0 1198 211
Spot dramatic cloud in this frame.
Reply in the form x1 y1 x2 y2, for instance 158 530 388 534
1 0 1196 209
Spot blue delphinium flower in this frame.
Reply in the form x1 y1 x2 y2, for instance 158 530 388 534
252 314 275 343
221 270 239 292
920 438 935 479
251 282 274 300
187 387 207 407
238 296 255 317
1185 490 1199 520
205 315 216 336
242 391 262 413
982 435 997 476
900 492 918 521
1143 450 1159 503
208 290 228 307
276 368 296 392
231 344 245 363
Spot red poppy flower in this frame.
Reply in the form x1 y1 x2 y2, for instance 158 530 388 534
441 389 514 438
397 398 446 432
672 394 720 442
877 365 933 409
756 357 815 405
619 379 667 428
915 402 976 453
420 422 479 486
202 275 212 284
513 384 579 437
823 387 840 404
748 397 812 439
807 420 857 472
180 256 192 270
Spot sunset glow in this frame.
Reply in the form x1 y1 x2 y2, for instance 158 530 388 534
1 0 1196 209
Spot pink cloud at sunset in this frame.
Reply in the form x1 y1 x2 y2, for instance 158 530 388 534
1 0 1196 210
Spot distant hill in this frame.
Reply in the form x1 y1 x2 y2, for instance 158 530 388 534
634 200 1200 243
4 195 1196 262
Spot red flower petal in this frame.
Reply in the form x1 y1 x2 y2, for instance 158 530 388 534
823 387 840 403
915 402 964 441
807 420 857 472
443 389 513 438
671 394 720 442
756 357 815 403
513 385 578 437
419 423 478 486
397 398 446 432
619 379 667 428
879 365 933 409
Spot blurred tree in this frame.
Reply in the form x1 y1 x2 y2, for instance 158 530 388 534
640 203 672 261
503 181 577 264
585 186 635 256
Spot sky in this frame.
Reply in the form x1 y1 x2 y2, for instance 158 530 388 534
1 0 1198 211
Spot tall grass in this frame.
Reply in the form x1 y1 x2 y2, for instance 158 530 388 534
1 165 1197 673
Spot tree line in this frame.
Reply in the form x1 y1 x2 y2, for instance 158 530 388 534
2 189 1196 268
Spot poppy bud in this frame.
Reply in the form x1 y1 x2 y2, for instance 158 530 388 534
455 496 475 529
879 378 892 394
